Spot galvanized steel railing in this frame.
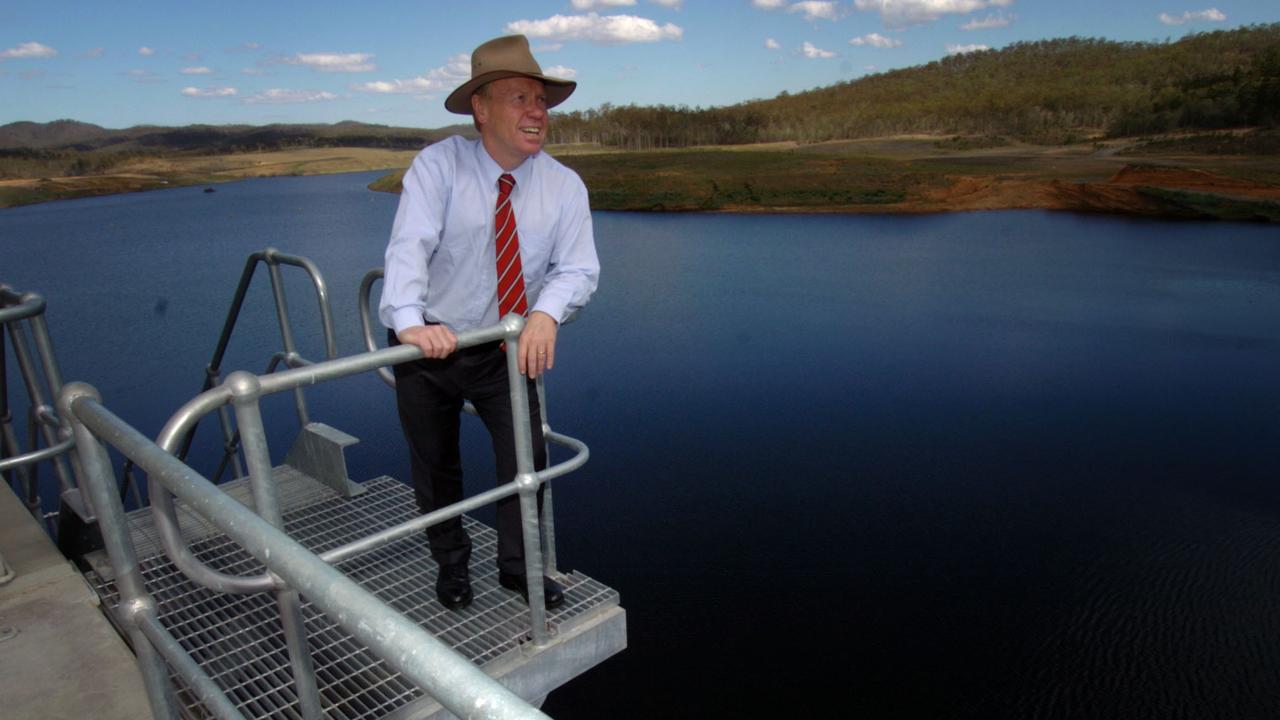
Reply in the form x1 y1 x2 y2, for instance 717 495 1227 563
61 310 589 720
11 252 590 718
357 268 565 574
174 247 338 482
0 284 78 533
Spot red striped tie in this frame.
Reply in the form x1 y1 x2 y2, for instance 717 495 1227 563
494 173 528 319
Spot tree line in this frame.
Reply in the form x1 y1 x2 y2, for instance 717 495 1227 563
547 24 1280 148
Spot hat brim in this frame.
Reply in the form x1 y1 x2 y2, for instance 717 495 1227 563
444 71 576 115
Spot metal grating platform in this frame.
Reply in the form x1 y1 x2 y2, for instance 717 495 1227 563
87 470 621 720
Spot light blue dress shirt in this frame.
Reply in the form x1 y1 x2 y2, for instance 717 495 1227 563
379 136 600 335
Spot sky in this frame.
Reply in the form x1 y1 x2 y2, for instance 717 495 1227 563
1 1 1276 130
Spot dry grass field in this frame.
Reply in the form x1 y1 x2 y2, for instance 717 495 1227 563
0 147 418 208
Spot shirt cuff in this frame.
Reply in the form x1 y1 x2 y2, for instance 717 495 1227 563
391 307 426 336
531 294 569 325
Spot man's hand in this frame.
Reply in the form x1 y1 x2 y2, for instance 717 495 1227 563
518 311 558 379
398 324 457 359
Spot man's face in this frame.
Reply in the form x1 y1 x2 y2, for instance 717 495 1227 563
473 76 548 170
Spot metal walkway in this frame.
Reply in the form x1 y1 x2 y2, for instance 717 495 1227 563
88 468 623 719
6 255 625 719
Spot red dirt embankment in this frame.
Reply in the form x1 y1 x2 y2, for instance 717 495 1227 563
920 165 1280 218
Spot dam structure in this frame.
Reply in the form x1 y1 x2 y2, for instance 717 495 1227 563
0 249 626 719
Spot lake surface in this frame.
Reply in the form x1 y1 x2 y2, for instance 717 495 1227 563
4 173 1280 719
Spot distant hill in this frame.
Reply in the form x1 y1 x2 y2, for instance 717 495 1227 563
5 25 1277 157
0 119 113 148
550 24 1280 148
0 120 477 152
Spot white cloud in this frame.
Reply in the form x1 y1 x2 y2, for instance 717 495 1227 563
946 43 990 55
752 0 787 8
850 33 903 48
181 86 237 97
138 46 155 56
800 41 836 59
855 0 1015 28
180 66 213 75
124 69 164 83
543 64 579 79
651 0 683 7
962 13 1012 29
286 52 376 73
789 1 841 21
571 0 636 7
506 13 683 44
534 43 565 52
765 38 782 50
243 88 339 104
356 52 471 96
357 78 434 95
1158 8 1226 25
0 41 58 59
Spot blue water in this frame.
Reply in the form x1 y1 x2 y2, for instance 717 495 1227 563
4 173 1280 719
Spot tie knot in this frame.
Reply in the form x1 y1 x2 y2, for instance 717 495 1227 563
498 173 515 197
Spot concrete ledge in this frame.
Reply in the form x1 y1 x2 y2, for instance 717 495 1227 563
0 485 153 720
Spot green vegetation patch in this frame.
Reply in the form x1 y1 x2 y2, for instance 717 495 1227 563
933 135 1012 151
368 170 406 194
559 149 919 211
1130 128 1280 156
1135 186 1280 222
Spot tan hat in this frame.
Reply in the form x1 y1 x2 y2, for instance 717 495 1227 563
444 35 576 115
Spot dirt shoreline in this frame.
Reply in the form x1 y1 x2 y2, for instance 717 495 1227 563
3 144 1278 222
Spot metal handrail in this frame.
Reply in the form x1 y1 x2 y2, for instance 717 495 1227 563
62 379 552 720
357 267 396 387
122 248 341 500
1 284 77 526
180 247 337 467
141 316 587 601
357 268 565 572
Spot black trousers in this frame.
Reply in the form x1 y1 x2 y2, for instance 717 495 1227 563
389 329 547 576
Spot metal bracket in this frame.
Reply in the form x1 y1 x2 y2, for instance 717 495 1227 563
282 422 365 497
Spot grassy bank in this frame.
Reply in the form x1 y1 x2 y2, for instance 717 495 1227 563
4 134 1278 221
367 134 1280 221
0 147 417 209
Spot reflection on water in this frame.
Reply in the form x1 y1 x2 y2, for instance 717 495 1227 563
5 175 1280 719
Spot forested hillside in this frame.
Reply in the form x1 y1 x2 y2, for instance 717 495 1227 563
0 121 475 179
548 24 1280 148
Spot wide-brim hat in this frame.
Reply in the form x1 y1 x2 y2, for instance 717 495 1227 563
444 35 576 115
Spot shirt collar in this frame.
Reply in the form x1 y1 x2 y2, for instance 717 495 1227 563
473 139 536 190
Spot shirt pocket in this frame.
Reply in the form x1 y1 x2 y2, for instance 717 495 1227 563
518 229 553 287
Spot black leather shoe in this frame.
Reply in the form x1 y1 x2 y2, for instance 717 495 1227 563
498 571 565 610
435 563 472 610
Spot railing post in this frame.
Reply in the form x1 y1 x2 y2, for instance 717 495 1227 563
503 316 552 647
535 377 558 575
59 382 179 719
226 371 322 720
6 316 74 497
263 250 310 427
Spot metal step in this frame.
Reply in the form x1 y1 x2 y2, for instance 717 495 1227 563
86 469 624 719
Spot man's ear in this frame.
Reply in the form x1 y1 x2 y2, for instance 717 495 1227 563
471 92 487 126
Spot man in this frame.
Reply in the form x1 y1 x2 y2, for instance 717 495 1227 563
379 35 599 611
